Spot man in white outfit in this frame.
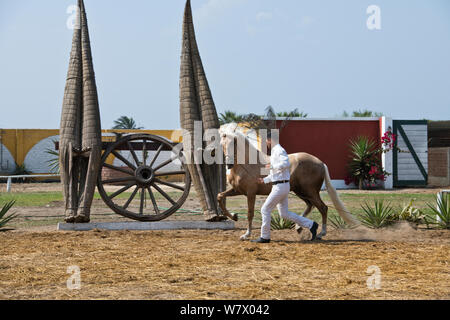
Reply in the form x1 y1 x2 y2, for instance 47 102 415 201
252 133 319 243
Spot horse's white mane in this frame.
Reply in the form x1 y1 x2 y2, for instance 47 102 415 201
219 123 255 142
219 123 265 160
219 122 240 138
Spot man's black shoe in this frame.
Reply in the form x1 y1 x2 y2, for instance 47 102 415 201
310 222 319 241
251 237 271 243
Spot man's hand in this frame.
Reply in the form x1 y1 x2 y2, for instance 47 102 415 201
257 178 265 184
265 163 271 169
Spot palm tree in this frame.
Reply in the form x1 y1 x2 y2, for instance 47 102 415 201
219 107 305 128
219 111 244 125
112 116 143 129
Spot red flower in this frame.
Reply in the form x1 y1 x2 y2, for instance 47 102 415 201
369 166 378 176
382 131 397 150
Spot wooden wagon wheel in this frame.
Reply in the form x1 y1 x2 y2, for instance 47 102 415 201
97 134 191 221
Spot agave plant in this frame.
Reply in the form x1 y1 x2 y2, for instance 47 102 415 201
347 136 380 189
329 215 356 229
396 199 426 224
425 193 450 229
359 200 396 229
271 213 295 230
0 200 17 230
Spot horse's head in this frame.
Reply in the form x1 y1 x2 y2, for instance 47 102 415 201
220 132 236 169
219 123 239 169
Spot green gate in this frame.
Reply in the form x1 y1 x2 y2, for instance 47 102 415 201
393 120 428 187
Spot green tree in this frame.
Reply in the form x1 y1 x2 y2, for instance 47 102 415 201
342 109 383 117
219 107 305 127
276 110 308 118
219 111 244 125
112 116 143 129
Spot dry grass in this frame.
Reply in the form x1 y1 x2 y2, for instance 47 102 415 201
0 227 448 300
0 183 448 300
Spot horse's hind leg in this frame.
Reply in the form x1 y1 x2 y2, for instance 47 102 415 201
311 196 328 239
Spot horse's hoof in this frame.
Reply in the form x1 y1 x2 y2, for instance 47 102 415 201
232 213 239 221
240 235 249 241
296 227 303 235
205 214 228 222
317 233 326 240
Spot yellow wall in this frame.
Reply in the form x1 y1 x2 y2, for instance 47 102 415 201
0 129 182 171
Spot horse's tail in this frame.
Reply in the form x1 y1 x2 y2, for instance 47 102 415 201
323 164 360 226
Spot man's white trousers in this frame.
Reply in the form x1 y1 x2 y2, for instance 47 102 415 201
261 183 314 240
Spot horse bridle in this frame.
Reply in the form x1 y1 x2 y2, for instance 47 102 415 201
225 131 262 180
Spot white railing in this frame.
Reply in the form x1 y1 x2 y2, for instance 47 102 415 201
0 174 60 192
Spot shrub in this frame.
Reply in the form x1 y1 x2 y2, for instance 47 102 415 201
359 200 396 228
0 200 17 230
425 194 450 229
328 215 356 229
12 163 31 183
396 199 426 224
271 214 295 230
346 136 389 189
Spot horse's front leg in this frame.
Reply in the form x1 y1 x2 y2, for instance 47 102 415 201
241 193 256 241
218 188 240 221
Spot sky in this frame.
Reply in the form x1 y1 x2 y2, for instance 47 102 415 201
0 0 449 129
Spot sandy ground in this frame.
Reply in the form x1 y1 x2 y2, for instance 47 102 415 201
0 223 449 300
0 183 449 300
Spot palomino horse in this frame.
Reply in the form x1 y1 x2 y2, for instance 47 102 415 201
217 124 358 240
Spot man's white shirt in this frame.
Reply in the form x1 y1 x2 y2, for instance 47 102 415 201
263 144 290 184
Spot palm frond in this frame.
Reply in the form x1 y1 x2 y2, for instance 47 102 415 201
0 200 17 229
45 141 60 173
112 116 143 129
